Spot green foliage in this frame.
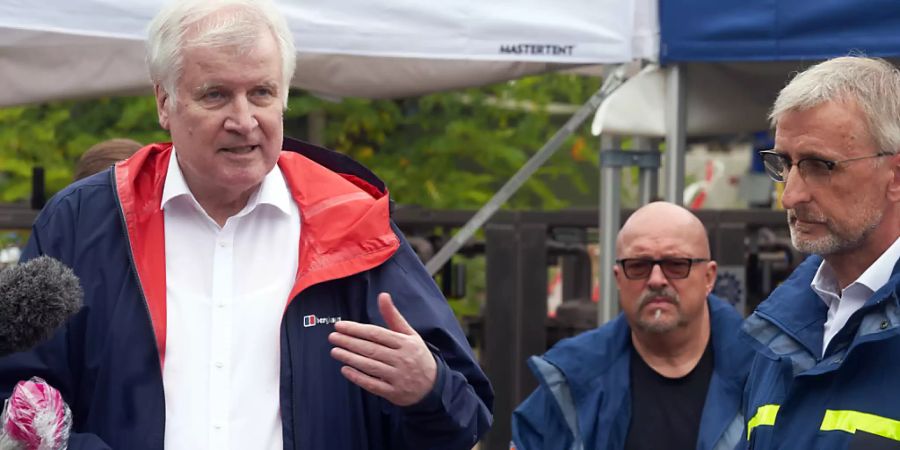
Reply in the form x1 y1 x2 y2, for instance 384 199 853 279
0 97 168 201
284 73 603 210
447 255 487 319
0 74 601 209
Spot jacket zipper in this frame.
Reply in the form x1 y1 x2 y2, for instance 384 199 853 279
110 167 165 377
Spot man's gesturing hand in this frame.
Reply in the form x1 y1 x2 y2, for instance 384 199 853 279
328 292 438 406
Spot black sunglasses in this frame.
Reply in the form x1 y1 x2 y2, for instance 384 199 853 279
616 258 709 280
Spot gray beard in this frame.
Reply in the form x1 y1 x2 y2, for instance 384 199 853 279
788 212 881 256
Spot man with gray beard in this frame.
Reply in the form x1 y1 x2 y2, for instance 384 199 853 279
512 202 753 450
742 56 900 450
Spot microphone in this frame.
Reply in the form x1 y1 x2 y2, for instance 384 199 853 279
0 256 83 357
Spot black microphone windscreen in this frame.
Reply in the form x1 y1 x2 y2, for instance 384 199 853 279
0 256 83 357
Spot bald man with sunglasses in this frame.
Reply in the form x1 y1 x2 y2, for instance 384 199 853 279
512 201 753 450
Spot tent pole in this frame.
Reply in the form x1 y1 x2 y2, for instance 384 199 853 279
598 135 621 325
424 64 630 275
664 64 687 205
633 136 659 204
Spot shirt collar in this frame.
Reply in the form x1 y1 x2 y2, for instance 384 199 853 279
161 148 292 216
857 237 900 292
811 236 900 304
160 149 192 209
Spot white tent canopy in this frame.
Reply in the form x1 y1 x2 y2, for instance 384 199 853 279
591 62 802 137
0 0 657 106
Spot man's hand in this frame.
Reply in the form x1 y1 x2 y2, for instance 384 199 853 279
328 292 438 406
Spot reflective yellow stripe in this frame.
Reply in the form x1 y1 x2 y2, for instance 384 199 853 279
747 404 780 440
820 410 900 441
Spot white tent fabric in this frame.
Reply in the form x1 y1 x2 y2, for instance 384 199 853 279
0 0 656 106
592 62 800 137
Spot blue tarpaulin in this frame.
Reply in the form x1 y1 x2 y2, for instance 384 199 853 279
660 0 900 62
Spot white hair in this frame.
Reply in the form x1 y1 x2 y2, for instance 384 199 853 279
770 56 900 155
146 0 296 107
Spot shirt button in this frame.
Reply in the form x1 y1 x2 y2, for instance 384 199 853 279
214 424 222 430
217 303 226 309
881 320 889 330
832 357 842 364
215 362 224 368
218 241 228 248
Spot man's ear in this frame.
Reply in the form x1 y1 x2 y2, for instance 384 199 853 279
154 84 171 130
613 264 625 288
887 153 900 202
704 260 718 296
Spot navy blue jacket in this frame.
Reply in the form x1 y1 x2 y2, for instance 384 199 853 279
741 255 900 449
0 139 493 450
512 296 752 450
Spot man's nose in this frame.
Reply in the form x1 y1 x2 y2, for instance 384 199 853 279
646 263 669 289
223 96 259 134
779 165 811 209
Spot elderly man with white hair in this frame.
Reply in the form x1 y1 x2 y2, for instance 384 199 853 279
742 56 900 449
0 1 493 449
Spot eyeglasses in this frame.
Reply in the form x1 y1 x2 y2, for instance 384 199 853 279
759 150 891 184
616 258 709 280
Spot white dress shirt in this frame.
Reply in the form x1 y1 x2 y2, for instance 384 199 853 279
161 150 300 450
815 237 900 355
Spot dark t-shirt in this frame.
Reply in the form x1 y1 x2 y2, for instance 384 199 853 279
624 340 714 450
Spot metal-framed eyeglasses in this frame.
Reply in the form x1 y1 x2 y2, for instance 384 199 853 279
759 150 891 184
616 258 710 280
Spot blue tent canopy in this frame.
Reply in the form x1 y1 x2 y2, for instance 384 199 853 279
660 0 900 62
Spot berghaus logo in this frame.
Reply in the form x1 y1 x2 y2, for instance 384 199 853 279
303 314 342 328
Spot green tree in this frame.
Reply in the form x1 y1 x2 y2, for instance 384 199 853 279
0 96 168 202
286 73 602 209
0 73 602 209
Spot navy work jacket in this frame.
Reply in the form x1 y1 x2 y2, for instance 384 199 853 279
513 296 752 450
741 255 900 449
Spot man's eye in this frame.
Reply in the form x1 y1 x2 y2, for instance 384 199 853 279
800 160 830 174
197 89 233 107
253 88 274 97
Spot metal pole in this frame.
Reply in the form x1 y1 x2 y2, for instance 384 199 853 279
664 65 687 205
633 136 658 205
599 135 621 325
425 65 630 275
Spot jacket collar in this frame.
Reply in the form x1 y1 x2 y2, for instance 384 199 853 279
750 256 829 357
543 296 746 393
275 138 399 300
743 255 900 372
754 255 900 334
542 312 631 398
